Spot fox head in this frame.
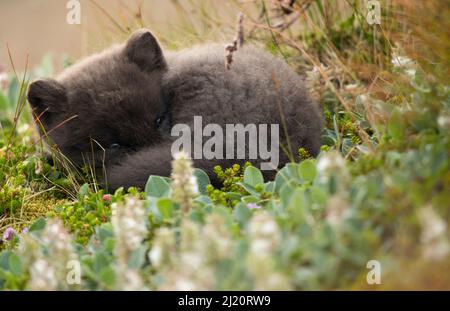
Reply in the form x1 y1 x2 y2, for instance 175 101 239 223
27 29 171 167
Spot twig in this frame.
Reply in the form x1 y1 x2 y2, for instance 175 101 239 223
225 13 245 70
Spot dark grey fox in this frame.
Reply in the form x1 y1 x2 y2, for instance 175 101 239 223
27 29 322 190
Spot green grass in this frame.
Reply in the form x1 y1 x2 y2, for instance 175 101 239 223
0 0 449 290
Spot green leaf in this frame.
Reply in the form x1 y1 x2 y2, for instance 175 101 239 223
29 217 46 232
156 198 173 219
236 182 259 197
189 208 205 224
265 181 275 192
128 246 147 269
8 253 22 276
0 92 9 111
287 189 306 213
275 163 301 193
213 206 234 229
388 109 405 142
234 203 252 228
194 168 211 194
311 186 328 205
96 223 113 242
194 195 212 205
243 166 264 187
298 160 317 182
103 238 115 253
241 195 259 204
0 251 11 270
338 13 355 31
78 183 90 199
145 175 170 198
99 266 115 288
280 181 296 207
224 192 244 201
93 252 110 273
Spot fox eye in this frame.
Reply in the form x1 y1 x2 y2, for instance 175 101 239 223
155 116 164 128
109 143 120 150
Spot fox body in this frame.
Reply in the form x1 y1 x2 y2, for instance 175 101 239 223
27 29 322 190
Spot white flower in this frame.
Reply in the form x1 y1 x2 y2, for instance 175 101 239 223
112 196 147 253
122 269 146 291
345 83 359 90
181 252 203 270
317 151 345 175
316 151 348 186
41 219 74 256
111 196 147 290
325 195 350 227
202 214 233 261
29 259 58 291
418 206 450 261
189 175 199 195
437 113 450 130
148 228 175 269
18 123 30 134
391 49 417 78
246 212 290 290
251 239 273 254
391 55 414 68
153 217 226 290
405 68 416 78
148 245 163 268
27 218 78 290
171 150 198 212
174 278 197 291
248 212 280 255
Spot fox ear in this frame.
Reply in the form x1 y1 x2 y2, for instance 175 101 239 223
27 78 66 125
124 29 167 72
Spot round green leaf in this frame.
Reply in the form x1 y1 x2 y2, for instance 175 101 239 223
194 168 211 194
298 160 317 182
244 166 264 187
145 175 170 198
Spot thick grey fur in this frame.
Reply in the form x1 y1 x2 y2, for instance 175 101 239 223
27 29 323 190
